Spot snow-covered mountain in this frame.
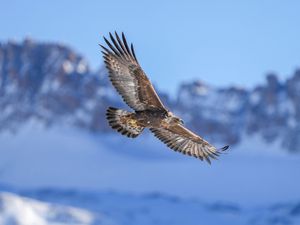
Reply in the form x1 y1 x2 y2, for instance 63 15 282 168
0 38 117 134
1 123 300 225
1 39 300 152
1 189 300 225
0 38 300 224
0 192 115 225
176 73 300 152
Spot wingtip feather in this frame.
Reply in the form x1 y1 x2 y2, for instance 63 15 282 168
221 145 229 151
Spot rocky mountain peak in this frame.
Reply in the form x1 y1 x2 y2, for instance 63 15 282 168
0 40 300 152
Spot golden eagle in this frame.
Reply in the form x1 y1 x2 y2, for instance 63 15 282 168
101 32 229 163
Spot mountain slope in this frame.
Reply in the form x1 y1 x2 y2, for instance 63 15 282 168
176 73 300 151
0 39 300 151
0 192 115 225
1 189 300 225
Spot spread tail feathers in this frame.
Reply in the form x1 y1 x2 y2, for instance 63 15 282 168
106 107 144 138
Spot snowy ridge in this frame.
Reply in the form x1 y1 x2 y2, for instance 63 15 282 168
0 189 300 225
1 39 300 152
1 39 300 225
176 73 300 151
0 192 114 225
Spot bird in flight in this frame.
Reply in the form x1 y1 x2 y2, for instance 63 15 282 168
100 32 229 164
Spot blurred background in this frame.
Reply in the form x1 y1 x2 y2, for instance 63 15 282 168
1 1 300 224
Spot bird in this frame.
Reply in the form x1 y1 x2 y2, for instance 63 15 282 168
100 32 229 164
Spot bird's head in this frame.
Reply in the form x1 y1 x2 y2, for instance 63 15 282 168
166 111 184 125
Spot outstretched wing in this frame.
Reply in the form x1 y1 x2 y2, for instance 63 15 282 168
100 32 166 111
150 124 229 164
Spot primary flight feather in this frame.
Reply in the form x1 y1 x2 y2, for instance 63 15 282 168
101 32 229 164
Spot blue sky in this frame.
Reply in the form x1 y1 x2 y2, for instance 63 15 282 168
1 0 300 94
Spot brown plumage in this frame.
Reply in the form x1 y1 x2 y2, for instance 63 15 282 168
101 32 229 164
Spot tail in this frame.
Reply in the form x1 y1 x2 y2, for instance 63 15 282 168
106 107 144 138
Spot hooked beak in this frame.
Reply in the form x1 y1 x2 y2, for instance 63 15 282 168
180 119 184 125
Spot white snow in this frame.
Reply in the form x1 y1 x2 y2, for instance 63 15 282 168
250 91 261 105
76 60 88 74
44 48 69 78
0 192 113 225
1 189 300 225
62 61 74 74
194 84 209 95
